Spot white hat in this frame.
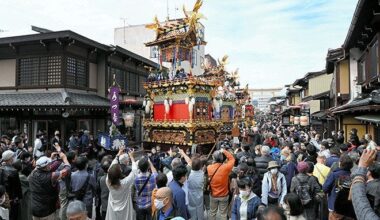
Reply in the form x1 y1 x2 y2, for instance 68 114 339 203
36 156 52 168
1 150 14 161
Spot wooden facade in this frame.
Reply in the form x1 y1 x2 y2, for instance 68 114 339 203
0 30 158 143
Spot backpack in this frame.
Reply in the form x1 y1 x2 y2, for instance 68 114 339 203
295 176 312 205
67 174 90 201
334 175 355 218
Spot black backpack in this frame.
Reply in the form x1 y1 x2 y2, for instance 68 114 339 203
334 175 355 218
295 176 312 205
68 174 90 201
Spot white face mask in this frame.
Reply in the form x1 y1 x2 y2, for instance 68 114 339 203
240 190 250 198
0 194 5 205
154 199 165 210
282 203 288 211
270 168 278 175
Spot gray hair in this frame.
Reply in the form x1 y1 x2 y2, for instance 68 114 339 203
261 145 270 156
171 158 182 169
119 154 129 165
67 200 87 217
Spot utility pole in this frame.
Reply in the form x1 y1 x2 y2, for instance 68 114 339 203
120 17 128 44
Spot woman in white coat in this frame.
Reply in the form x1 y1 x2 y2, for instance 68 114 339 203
106 148 138 220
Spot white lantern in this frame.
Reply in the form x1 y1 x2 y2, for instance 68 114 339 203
164 99 170 114
213 98 220 113
188 102 194 113
294 116 300 125
300 116 309 126
145 100 151 114
191 97 196 104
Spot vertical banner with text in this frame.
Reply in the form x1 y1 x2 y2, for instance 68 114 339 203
110 86 121 125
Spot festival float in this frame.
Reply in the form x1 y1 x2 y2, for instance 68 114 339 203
142 0 222 153
142 0 253 152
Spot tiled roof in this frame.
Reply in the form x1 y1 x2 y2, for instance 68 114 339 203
0 92 109 108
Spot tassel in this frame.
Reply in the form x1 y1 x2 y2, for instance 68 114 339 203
164 99 169 114
185 97 189 105
169 99 173 106
145 100 151 114
143 99 147 107
188 102 194 113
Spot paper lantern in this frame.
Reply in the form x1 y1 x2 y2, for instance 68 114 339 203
300 116 309 126
164 99 170 114
294 116 300 125
213 98 220 113
290 115 294 123
145 100 151 114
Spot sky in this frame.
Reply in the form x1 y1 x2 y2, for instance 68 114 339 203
0 0 357 88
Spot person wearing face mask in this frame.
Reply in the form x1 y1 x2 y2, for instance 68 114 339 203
29 152 71 220
50 130 62 152
168 165 190 219
231 178 262 220
0 150 22 220
152 187 177 220
261 161 287 207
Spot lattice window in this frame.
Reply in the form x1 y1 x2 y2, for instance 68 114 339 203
109 67 125 89
66 57 88 87
77 59 87 87
128 72 137 92
139 75 146 93
47 56 62 85
66 57 76 86
18 56 62 86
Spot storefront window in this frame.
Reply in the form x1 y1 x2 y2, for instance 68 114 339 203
0 118 18 135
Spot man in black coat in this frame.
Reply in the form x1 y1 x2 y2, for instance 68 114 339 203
254 145 274 179
0 150 22 220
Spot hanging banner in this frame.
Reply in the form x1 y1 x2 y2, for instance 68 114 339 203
110 86 121 125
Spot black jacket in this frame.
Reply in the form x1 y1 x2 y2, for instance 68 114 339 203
0 164 22 200
29 169 59 217
254 155 273 179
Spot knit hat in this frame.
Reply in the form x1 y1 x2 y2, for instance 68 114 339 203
36 156 52 168
297 161 309 173
2 150 14 161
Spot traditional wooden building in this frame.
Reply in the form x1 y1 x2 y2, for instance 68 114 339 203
0 29 157 143
328 0 380 143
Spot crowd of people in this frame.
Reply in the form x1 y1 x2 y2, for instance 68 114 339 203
0 117 379 220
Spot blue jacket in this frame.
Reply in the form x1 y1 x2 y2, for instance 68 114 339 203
322 168 351 210
232 193 261 220
168 180 189 220
326 155 339 168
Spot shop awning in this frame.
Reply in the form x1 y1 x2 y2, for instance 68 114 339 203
0 91 110 110
355 115 380 124
311 111 327 120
